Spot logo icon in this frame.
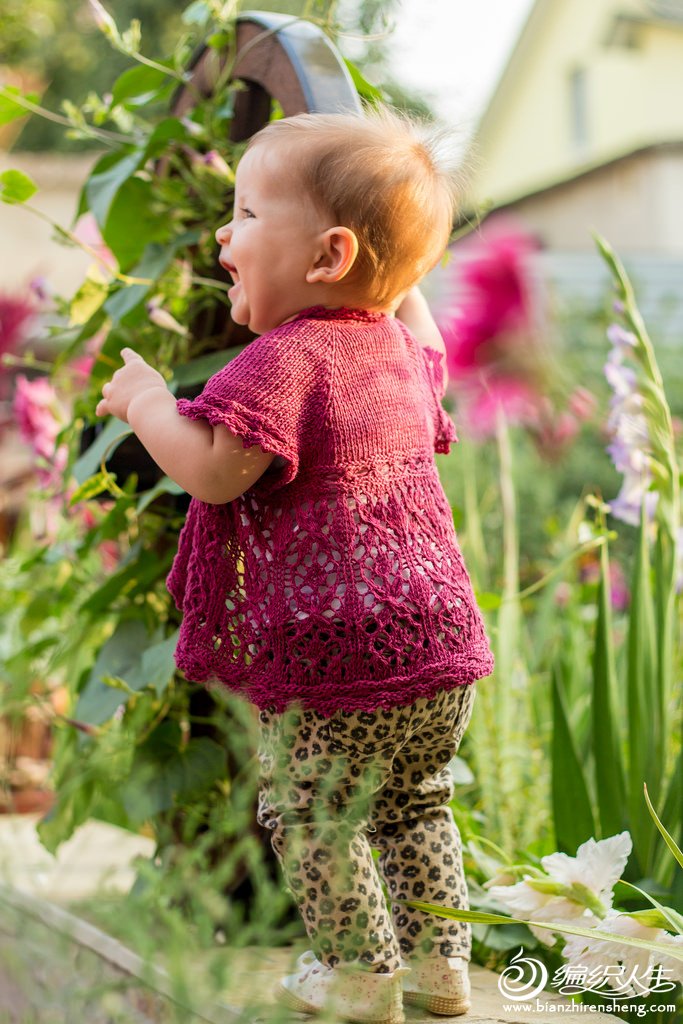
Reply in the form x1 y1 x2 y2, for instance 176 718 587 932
498 947 549 1001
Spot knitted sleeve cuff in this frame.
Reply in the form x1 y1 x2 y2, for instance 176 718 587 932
176 394 298 490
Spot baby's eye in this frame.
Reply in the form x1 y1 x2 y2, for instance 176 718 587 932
240 207 255 219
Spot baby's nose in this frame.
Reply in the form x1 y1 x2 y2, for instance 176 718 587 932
215 222 232 245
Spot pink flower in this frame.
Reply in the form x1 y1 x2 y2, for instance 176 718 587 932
438 228 538 377
13 375 68 479
579 555 630 612
0 292 36 360
568 387 597 422
466 377 540 438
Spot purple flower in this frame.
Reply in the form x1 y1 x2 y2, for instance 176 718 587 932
604 359 636 400
604 321 655 526
202 150 233 181
606 323 637 351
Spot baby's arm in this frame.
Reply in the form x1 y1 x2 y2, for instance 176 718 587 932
395 286 449 388
96 348 274 504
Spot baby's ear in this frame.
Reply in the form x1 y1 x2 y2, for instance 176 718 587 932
307 227 358 284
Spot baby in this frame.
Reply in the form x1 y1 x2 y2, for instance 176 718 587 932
97 107 494 1024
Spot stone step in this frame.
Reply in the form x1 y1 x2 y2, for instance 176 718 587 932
0 816 622 1022
0 885 621 1024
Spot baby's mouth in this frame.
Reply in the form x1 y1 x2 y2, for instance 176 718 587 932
220 258 238 281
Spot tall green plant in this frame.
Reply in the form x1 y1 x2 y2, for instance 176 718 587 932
550 237 681 896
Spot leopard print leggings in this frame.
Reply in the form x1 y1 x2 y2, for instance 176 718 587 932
257 683 476 973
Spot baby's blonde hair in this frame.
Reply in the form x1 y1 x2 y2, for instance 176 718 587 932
248 107 464 306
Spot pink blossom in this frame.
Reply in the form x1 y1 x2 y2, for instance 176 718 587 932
532 403 580 460
579 555 630 612
13 375 68 479
438 229 538 377
466 377 540 438
568 386 597 422
202 150 234 181
0 292 36 360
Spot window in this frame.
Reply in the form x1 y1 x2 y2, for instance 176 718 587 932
568 66 589 153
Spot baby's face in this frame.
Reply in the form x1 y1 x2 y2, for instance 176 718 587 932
215 142 332 335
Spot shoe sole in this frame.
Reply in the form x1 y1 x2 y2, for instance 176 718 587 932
403 990 471 1016
277 982 404 1023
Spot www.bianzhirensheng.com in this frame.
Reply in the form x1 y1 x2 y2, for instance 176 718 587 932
502 1001 678 1017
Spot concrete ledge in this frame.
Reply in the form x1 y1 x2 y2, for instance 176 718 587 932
0 884 621 1024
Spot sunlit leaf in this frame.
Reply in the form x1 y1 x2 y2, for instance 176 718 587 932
111 64 168 107
69 267 110 326
0 87 39 126
0 169 37 205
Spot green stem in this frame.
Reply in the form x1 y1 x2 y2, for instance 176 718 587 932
512 534 611 602
189 275 230 292
22 204 151 287
0 87 134 146
127 51 188 83
495 406 521 667
460 434 488 589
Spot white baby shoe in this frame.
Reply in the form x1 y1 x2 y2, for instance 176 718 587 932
278 950 408 1023
401 954 471 1016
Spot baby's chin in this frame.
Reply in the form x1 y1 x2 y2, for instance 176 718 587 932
228 304 249 327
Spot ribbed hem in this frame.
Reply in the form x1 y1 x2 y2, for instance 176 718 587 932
175 650 494 716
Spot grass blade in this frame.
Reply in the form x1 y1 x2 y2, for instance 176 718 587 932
551 659 596 853
403 901 683 960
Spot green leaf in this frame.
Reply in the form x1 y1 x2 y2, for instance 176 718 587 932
627 504 659 874
143 117 189 160
182 0 211 26
171 348 242 389
0 169 37 205
75 619 158 724
0 86 39 126
103 177 170 270
627 908 683 933
619 879 683 936
128 631 179 699
103 242 174 323
75 622 177 724
136 476 184 515
73 417 133 485
551 659 596 852
86 148 143 228
69 471 114 505
80 544 171 617
645 781 683 872
474 591 501 612
111 64 168 107
69 269 110 326
591 540 627 836
120 733 226 823
343 59 384 104
471 921 534 951
403 901 683 960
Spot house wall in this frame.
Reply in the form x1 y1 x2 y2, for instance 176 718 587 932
471 0 683 207
485 146 683 255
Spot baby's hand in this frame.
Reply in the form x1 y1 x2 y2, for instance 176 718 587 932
96 348 168 423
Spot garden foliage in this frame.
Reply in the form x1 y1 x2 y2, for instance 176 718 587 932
0 1 681 1015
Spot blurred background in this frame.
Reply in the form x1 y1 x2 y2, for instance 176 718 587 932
1 3 681 1019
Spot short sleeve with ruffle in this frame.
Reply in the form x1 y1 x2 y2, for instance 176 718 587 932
418 345 458 454
175 320 331 494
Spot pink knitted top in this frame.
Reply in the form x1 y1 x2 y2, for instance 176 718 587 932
167 307 494 715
